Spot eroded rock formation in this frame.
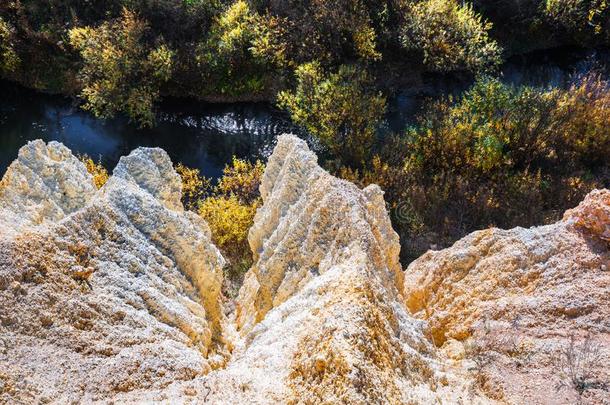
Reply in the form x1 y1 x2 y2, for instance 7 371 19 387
107 135 476 404
1 135 608 404
404 189 610 404
0 140 96 235
0 141 225 403
237 134 403 334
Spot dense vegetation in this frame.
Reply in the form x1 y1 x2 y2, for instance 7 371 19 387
178 157 264 285
341 74 609 260
1 0 609 266
1 0 608 124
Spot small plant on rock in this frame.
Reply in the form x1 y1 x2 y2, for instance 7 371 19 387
554 334 606 403
78 154 109 189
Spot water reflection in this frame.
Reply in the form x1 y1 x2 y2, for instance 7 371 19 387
0 83 298 179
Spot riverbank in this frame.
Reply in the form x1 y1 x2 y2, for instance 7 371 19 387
2 46 609 180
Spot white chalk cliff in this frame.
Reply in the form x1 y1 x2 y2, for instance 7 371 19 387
0 135 608 404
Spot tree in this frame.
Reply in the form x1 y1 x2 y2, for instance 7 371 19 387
278 62 386 166
69 8 174 127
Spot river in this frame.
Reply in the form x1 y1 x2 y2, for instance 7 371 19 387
1 47 607 179
0 83 299 179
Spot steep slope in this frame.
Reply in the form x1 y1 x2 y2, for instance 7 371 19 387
0 142 225 403
111 135 484 404
404 189 610 404
1 136 607 404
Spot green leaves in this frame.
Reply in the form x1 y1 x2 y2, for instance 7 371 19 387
278 62 386 166
400 0 502 73
69 9 174 127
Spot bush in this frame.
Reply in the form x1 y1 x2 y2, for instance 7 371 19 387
278 62 386 166
78 154 109 189
196 0 276 97
249 13 291 68
175 163 211 210
253 0 386 65
216 156 265 204
2 0 608 107
344 75 608 262
403 75 609 182
553 73 610 166
407 74 606 221
400 0 502 73
198 195 260 275
69 8 174 127
0 17 19 74
198 157 264 279
545 0 609 44
554 334 605 401
404 77 563 175
175 157 264 280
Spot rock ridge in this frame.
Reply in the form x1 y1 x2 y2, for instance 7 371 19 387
0 136 608 404
0 141 225 403
404 188 609 404
237 134 403 334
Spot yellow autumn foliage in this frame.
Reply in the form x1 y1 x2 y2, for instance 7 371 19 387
216 157 265 204
198 195 259 251
175 163 211 210
78 154 109 189
175 157 264 279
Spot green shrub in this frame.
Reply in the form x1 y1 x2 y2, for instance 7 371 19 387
196 0 277 97
400 0 502 73
404 78 560 175
250 13 290 68
69 8 174 127
278 62 386 166
198 195 260 275
344 75 608 262
553 73 610 166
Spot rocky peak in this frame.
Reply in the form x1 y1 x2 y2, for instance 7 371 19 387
404 188 609 403
0 135 608 404
111 147 184 212
0 143 225 402
238 134 403 334
0 140 96 235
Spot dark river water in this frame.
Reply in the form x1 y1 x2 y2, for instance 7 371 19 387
0 84 298 179
1 47 608 179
